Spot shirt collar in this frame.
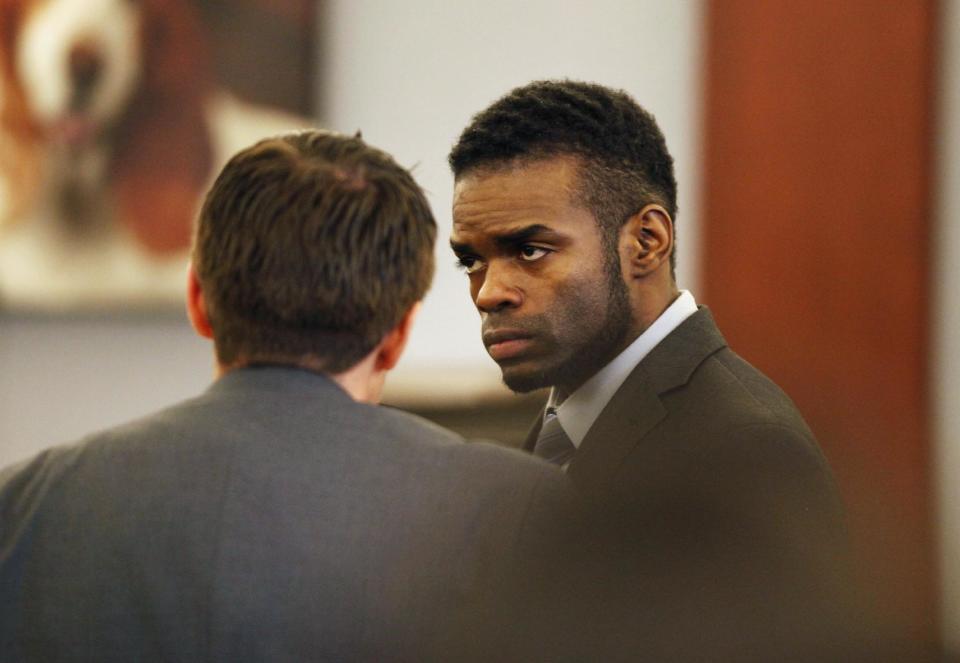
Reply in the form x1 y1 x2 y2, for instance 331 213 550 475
547 290 698 448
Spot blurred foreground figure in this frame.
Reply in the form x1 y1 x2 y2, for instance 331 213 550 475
0 131 570 662
449 80 874 660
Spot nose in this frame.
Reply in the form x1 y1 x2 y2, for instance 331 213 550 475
474 262 522 313
68 39 103 109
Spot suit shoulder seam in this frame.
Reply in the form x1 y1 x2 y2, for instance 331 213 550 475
703 350 784 423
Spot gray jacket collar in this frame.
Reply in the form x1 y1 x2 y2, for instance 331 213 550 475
207 364 352 404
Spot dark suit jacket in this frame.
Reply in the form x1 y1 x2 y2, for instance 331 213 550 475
0 366 569 662
523 308 857 660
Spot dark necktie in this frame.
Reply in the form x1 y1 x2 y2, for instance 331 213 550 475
533 409 576 467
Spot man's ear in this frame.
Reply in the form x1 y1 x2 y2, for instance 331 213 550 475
619 204 674 278
186 265 214 339
374 302 421 372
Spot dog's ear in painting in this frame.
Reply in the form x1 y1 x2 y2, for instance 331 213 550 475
0 0 43 226
110 0 214 255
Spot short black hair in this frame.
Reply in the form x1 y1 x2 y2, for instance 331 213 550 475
449 80 677 273
194 130 436 373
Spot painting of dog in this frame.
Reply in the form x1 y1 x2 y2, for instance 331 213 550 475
0 0 311 309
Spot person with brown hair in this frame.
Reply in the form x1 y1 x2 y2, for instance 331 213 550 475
0 130 570 662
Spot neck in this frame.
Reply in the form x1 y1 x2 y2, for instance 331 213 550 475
331 359 385 403
629 282 680 340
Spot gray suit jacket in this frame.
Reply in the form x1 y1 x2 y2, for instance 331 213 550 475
0 366 569 662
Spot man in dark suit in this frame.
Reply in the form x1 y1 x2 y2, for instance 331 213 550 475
0 131 571 662
448 80 858 659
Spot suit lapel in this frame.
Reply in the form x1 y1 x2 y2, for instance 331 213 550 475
566 365 665 484
565 307 728 485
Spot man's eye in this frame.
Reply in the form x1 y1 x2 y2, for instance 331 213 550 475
455 255 485 274
519 246 549 262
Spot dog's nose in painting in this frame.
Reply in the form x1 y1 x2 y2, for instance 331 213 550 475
68 39 103 108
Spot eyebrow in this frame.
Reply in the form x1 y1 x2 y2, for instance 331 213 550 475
449 224 564 254
449 238 473 255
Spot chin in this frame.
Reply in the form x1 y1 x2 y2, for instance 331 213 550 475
499 363 554 394
500 349 609 396
502 375 548 394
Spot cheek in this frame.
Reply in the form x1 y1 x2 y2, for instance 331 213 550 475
541 274 608 335
555 266 610 310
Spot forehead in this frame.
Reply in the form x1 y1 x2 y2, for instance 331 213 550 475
452 157 594 237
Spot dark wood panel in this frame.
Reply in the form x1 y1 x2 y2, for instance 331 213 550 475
702 0 937 645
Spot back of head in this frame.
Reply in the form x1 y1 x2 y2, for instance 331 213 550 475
194 130 436 373
449 79 678 271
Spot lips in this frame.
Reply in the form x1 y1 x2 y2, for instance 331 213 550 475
483 329 536 362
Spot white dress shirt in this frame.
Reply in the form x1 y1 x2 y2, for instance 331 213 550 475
546 290 698 448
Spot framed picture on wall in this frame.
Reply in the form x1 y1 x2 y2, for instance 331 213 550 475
0 0 317 312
